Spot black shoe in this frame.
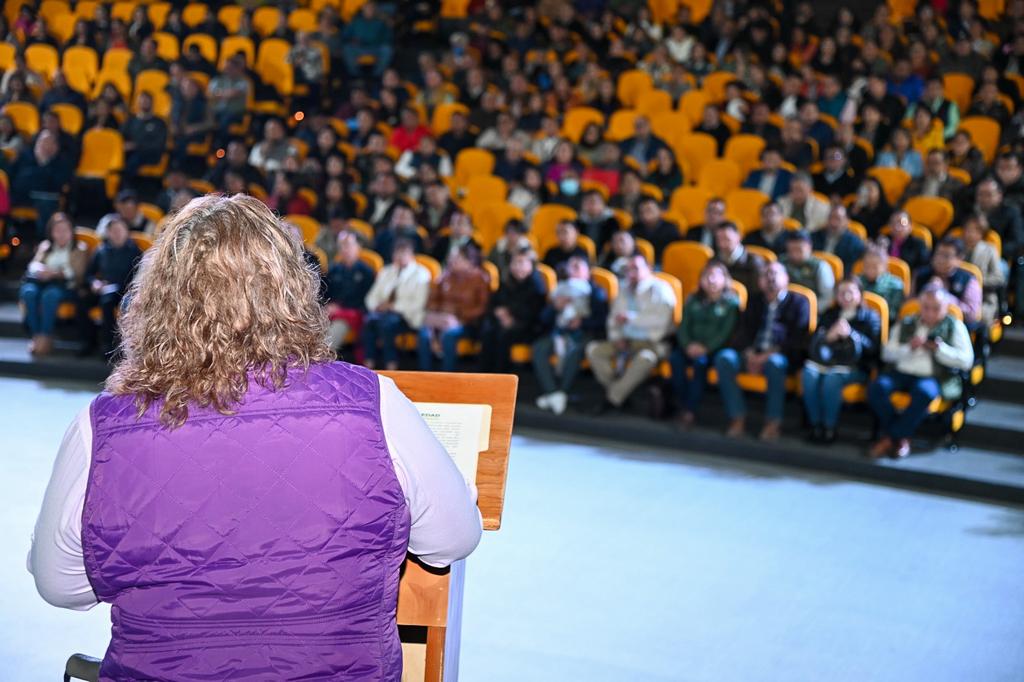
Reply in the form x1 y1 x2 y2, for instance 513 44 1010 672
591 399 616 416
808 425 824 443
647 384 667 420
822 428 837 444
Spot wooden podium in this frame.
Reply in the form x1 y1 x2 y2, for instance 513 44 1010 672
380 371 518 682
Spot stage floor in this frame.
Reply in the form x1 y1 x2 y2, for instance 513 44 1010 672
2 376 1022 681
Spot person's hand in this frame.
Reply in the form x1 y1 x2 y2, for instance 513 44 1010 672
552 295 570 311
909 335 927 351
91 279 105 294
923 338 939 353
835 318 852 338
686 342 706 359
376 302 392 313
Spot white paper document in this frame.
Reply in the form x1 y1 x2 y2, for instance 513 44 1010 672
414 402 491 484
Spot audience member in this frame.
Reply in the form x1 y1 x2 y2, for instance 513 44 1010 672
744 201 788 255
76 217 142 358
685 197 726 248
913 236 983 327
543 220 590 272
714 221 765 294
779 173 830 232
783 230 836 308
417 244 490 372
961 215 1006 324
743 147 792 201
362 239 431 370
857 241 906 323
325 232 375 356
19 213 86 356
96 190 155 236
812 205 866 274
885 210 931 273
479 248 547 373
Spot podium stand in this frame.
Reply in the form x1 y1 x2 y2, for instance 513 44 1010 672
381 371 518 682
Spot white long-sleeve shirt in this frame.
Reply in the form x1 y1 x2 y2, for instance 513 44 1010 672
607 276 677 344
882 317 975 377
364 262 432 329
28 375 482 610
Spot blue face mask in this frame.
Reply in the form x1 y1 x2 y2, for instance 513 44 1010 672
560 178 580 196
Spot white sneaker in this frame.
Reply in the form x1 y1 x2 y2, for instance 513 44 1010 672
535 393 553 410
550 391 568 415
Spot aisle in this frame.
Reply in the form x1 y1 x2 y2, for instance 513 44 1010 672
2 377 1022 681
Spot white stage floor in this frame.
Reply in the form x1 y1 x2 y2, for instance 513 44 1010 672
2 376 1022 681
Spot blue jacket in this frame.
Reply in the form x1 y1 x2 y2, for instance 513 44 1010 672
811 229 866 275
742 168 793 200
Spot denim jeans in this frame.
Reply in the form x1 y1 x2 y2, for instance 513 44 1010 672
714 348 789 420
531 331 588 394
801 365 866 428
417 324 466 372
20 281 72 335
669 348 712 414
361 311 409 367
868 371 941 440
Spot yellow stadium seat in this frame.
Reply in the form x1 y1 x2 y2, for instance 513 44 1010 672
92 70 132 100
662 240 712 299
431 102 470 137
25 43 59 81
472 202 524 250
148 2 171 30
49 103 83 135
683 0 713 23
134 69 168 98
216 5 243 33
697 159 742 196
635 89 673 116
152 32 180 62
744 244 778 263
530 204 578 249
725 188 770 231
654 271 684 325
74 227 102 251
724 134 766 178
605 109 639 143
649 110 692 146
415 254 443 281
591 266 619 302
562 106 605 143
867 166 912 206
358 249 384 273
182 2 209 27
219 35 255 69
943 73 975 114
100 47 133 73
453 148 495 188
649 0 680 22
463 175 507 208
729 280 748 310
669 186 713 226
616 69 654 108
138 202 165 225
814 250 844 282
252 6 282 37
48 12 76 46
78 128 124 198
74 0 98 20
958 116 1001 164
702 71 737 104
39 0 70 25
342 0 370 21
285 214 321 244
0 43 15 71
2 102 39 137
904 196 954 237
672 132 718 181
111 1 137 23
62 45 99 86
288 8 318 32
847 220 868 241
678 89 708 127
183 33 218 64
256 38 293 97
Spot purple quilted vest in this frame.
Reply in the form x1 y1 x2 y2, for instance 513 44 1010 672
82 362 410 681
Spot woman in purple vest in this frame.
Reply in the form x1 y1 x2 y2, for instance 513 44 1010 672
29 194 482 680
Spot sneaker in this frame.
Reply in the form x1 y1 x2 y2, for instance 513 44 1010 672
535 393 553 410
549 391 568 415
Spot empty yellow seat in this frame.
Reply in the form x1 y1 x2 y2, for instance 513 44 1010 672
2 102 39 137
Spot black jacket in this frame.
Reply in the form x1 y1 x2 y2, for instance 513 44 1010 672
730 290 811 368
85 240 143 293
807 305 881 370
488 270 548 336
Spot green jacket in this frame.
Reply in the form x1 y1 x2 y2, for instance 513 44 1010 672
677 293 739 352
895 314 963 400
859 272 905 322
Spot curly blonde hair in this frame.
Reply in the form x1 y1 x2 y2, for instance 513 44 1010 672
106 194 334 427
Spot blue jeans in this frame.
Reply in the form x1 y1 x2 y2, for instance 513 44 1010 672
714 348 789 421
868 371 940 440
361 311 409 367
417 324 466 372
20 281 72 335
532 331 588 394
801 365 866 429
669 348 711 414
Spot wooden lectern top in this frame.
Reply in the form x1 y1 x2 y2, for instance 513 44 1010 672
380 371 518 531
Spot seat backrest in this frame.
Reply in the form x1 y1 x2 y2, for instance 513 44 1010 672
723 134 766 178
134 69 169 97
431 102 470 137
786 284 818 333
591 266 619 303
62 45 99 80
635 238 656 265
662 240 712 299
530 204 578 248
152 31 180 62
635 88 673 116
50 102 83 135
813 250 844 282
702 71 737 104
288 8 318 32
725 188 770 232
616 69 654 108
183 33 218 64
453 147 495 187
252 6 282 37
605 109 639 142
219 35 255 69
100 46 133 73
148 2 172 29
958 116 1001 164
669 185 714 227
415 254 442 281
2 102 39 137
672 132 718 181
358 249 383 273
285 214 320 244
958 260 984 288
899 298 965 321
744 244 778 263
649 110 692 146
942 72 976 113
464 175 507 207
182 2 209 27
562 106 605 143
653 271 684 325
25 43 59 80
75 227 102 252
847 220 868 241
697 159 742 197
904 195 954 237
78 128 124 175
678 89 708 127
862 290 889 345
729 279 748 310
535 262 557 293
866 166 912 206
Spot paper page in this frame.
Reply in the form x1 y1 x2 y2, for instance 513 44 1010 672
414 402 491 484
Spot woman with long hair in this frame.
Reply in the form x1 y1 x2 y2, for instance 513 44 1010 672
29 195 480 680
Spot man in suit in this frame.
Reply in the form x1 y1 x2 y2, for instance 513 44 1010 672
902 150 965 203
714 221 765 294
813 145 859 200
744 201 789 255
632 197 681 264
685 197 726 248
743 147 792 201
714 261 810 442
811 204 866 275
778 172 831 232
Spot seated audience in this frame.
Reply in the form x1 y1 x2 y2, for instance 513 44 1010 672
744 201 788 255
813 146 859 200
479 248 547 373
325 232 375 356
913 236 983 327
362 239 431 370
885 210 931 273
9 130 73 237
631 197 681 264
670 261 740 429
77 217 142 358
850 177 893 239
801 279 881 443
811 205 866 275
902 149 965 203
868 286 974 459
876 128 923 178
487 219 533 280
783 230 836 308
857 241 906 323
975 178 1023 263
340 1 393 77
714 261 810 442
577 189 620 253
19 213 86 356
779 173 830 232
533 256 609 415
743 147 793 201
96 190 156 236
586 254 676 413
120 91 168 181
619 115 670 167
714 221 765 294
374 204 423 264
685 197 726 248
543 220 590 272
431 211 481 266
417 244 490 372
600 230 639 278
248 118 298 175
961 215 1006 324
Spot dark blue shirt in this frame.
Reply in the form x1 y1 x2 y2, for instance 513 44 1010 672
326 259 375 310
